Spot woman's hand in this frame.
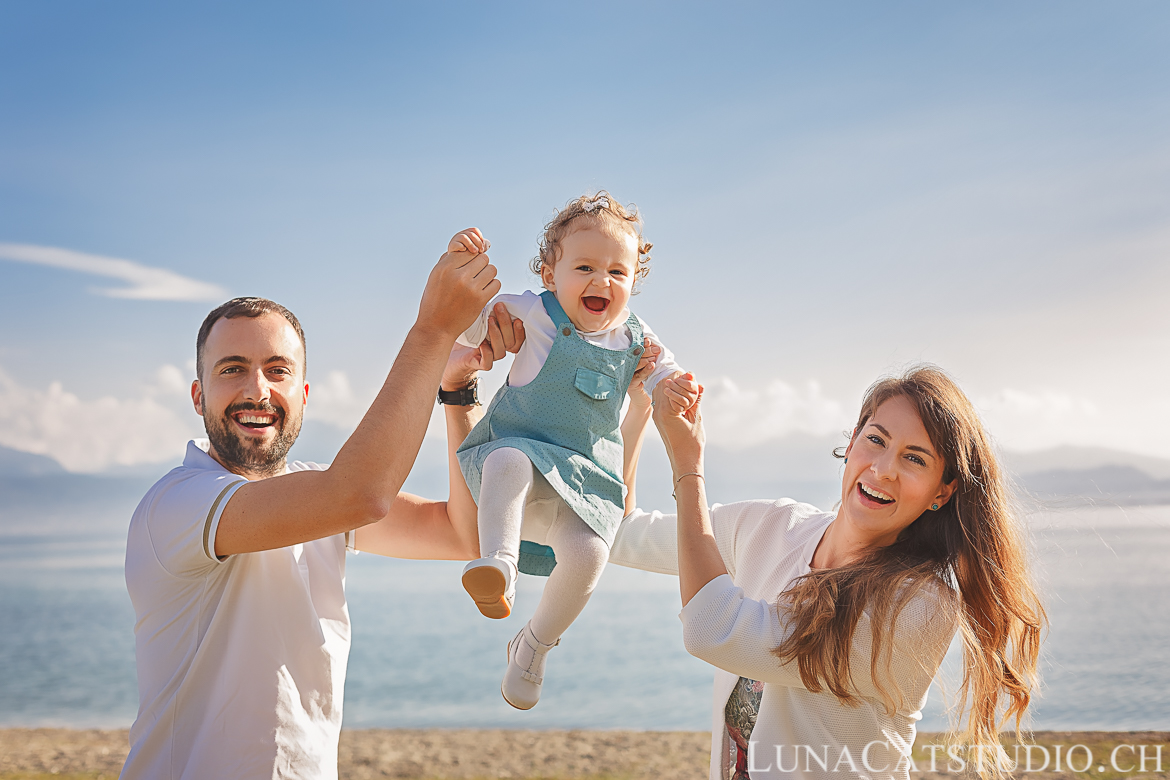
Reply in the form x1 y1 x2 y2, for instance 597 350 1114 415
652 372 704 474
441 302 525 391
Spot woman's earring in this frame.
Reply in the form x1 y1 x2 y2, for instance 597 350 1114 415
931 503 939 511
844 458 848 464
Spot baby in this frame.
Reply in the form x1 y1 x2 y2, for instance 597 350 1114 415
450 192 684 709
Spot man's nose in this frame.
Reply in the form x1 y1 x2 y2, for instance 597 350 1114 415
242 369 272 402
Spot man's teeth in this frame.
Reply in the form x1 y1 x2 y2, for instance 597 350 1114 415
860 483 894 503
239 414 274 425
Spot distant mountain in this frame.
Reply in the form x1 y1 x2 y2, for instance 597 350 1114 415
1002 446 1170 481
1001 446 1170 506
0 444 66 476
0 445 155 519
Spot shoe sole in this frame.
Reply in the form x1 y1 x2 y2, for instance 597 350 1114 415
462 566 512 619
501 682 535 710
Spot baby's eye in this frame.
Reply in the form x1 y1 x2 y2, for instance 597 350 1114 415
610 269 626 277
576 264 593 272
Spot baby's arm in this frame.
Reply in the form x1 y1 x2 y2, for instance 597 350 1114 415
457 295 538 349
635 319 686 400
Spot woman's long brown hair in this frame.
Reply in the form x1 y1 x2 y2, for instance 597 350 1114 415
773 366 1045 779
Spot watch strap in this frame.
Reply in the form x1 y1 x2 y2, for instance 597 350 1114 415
437 379 480 406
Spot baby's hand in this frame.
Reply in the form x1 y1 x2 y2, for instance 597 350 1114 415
661 371 701 417
448 228 491 258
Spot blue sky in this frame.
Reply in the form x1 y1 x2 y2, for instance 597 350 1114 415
1 2 1168 473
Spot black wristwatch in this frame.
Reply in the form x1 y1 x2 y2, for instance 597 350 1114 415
437 378 480 406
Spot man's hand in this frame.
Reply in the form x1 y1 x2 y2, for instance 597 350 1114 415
626 337 661 414
418 228 500 339
442 302 526 391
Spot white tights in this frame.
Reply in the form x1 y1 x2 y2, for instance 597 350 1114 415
478 446 610 645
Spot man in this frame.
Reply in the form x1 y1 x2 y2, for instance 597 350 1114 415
121 236 522 779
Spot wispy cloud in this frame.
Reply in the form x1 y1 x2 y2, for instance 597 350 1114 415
0 365 201 472
0 242 226 302
304 370 372 430
699 376 853 449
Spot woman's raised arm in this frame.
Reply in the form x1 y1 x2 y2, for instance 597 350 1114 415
651 373 727 606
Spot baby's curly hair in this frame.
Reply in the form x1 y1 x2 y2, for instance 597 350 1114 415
530 191 653 293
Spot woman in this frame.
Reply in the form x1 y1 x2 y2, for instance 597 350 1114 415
610 365 1045 780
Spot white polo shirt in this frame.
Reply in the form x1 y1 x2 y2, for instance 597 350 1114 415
121 440 353 780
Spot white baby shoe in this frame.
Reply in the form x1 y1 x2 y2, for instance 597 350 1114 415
501 622 559 710
461 556 516 619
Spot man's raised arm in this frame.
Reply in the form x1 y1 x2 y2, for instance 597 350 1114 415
213 241 500 556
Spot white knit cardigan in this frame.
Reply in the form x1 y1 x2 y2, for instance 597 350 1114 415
609 499 957 780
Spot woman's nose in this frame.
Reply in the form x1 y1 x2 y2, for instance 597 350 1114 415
870 452 897 480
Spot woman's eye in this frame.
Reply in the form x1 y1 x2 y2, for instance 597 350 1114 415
907 454 926 466
866 434 884 446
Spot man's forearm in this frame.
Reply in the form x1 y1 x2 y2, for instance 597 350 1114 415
328 323 455 520
445 400 484 559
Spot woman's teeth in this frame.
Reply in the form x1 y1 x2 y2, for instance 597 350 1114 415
859 483 894 504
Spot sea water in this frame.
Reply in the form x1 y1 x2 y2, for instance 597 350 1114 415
1 496 1167 731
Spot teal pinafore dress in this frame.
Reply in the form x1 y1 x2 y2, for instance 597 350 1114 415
456 291 645 576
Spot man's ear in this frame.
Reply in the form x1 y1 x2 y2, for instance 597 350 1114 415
191 380 204 417
302 381 310 406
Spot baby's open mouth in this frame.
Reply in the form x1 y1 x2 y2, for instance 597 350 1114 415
582 296 609 313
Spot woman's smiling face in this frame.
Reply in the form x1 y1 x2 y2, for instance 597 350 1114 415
540 224 638 333
840 394 956 547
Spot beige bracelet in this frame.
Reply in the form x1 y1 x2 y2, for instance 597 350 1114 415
672 472 704 499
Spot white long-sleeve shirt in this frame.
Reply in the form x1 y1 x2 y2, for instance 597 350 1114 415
609 500 958 780
457 290 682 395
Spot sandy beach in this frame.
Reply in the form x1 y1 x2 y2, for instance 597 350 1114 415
1 729 1167 779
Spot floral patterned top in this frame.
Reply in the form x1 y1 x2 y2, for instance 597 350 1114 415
724 676 764 779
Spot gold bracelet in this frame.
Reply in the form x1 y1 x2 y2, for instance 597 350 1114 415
672 472 704 499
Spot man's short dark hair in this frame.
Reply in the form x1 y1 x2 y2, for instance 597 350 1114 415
196 297 307 382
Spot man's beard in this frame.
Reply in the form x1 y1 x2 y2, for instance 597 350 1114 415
202 399 302 478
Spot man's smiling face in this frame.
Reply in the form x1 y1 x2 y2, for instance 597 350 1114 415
191 312 308 479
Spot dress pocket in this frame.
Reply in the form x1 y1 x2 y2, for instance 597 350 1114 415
574 368 617 400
